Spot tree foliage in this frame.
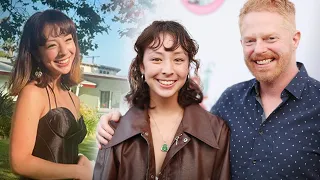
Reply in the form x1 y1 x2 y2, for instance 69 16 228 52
0 87 14 138
0 0 155 56
79 103 99 136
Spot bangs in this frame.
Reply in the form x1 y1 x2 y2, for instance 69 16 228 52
35 10 76 46
140 22 196 57
149 33 181 52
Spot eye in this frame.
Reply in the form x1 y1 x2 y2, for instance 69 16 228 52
267 36 277 42
66 37 73 42
244 39 255 46
151 58 162 62
47 44 56 49
174 58 185 63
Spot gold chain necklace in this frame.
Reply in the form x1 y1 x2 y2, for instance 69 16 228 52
149 110 183 152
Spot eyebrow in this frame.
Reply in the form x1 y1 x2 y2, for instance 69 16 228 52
45 39 56 43
173 51 187 55
147 51 163 55
148 50 187 55
243 32 280 39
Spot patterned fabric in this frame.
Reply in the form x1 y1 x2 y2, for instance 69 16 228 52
211 62 320 179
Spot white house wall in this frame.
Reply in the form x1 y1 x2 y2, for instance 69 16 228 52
77 76 129 112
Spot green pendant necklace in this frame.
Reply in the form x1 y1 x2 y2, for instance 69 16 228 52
160 143 169 152
149 110 183 152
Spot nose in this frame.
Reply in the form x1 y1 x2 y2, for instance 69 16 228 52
58 42 69 57
254 40 267 54
161 59 174 75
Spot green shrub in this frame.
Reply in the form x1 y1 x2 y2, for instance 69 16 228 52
80 103 99 136
0 89 14 138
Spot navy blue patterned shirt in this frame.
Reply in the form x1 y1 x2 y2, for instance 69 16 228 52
211 62 320 180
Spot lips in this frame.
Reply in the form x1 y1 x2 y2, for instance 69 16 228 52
158 80 176 86
53 58 71 68
255 58 274 65
54 58 69 64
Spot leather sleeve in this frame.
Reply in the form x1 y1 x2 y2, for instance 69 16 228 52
93 146 118 180
212 118 231 180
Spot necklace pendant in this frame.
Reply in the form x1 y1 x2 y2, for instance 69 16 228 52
161 143 169 152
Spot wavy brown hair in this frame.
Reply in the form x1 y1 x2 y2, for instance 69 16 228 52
125 20 203 109
8 9 81 96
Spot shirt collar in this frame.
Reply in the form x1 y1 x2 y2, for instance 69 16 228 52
285 62 308 99
104 104 219 149
250 62 308 99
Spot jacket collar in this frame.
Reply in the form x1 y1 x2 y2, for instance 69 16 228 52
181 104 219 148
104 104 219 149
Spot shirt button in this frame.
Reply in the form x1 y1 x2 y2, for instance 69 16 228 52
252 160 257 164
259 130 263 135
150 174 154 179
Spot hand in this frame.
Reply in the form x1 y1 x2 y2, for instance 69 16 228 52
96 110 121 149
77 155 93 180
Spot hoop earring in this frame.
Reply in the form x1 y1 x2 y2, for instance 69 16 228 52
35 66 43 78
141 74 145 81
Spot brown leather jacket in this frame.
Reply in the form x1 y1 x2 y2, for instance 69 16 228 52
94 104 230 180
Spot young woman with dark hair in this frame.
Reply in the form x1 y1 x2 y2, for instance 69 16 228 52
94 20 230 180
8 9 92 180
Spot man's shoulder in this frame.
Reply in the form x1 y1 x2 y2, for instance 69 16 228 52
221 78 256 97
210 78 255 116
306 76 320 91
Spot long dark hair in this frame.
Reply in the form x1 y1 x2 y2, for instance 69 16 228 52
125 20 203 109
8 9 81 96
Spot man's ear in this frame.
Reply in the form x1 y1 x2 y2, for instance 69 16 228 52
292 30 301 50
240 39 244 47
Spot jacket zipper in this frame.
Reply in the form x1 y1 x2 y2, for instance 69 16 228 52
174 133 183 146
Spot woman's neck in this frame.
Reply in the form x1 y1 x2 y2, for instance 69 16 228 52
149 93 183 116
48 77 63 92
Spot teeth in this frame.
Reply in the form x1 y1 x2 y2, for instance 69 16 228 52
159 80 175 85
56 58 69 64
256 59 273 65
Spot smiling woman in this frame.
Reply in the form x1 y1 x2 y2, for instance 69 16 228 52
7 9 93 180
93 20 231 180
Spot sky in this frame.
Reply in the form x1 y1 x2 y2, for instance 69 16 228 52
83 22 133 76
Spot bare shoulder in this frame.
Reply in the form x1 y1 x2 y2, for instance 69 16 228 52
18 83 46 103
14 82 47 120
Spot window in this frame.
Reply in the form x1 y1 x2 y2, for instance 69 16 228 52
100 91 111 108
111 92 121 108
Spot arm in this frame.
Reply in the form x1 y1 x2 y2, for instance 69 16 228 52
93 147 118 180
96 111 122 149
210 87 232 121
9 85 91 180
212 120 230 180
